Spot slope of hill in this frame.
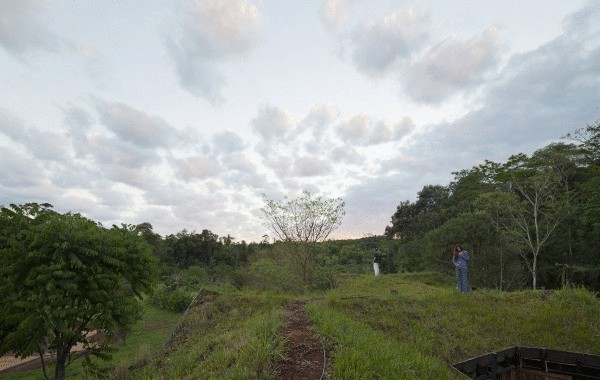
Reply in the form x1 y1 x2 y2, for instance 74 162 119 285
125 272 600 379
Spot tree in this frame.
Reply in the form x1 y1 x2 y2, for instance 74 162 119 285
261 190 345 243
0 203 156 380
385 185 449 240
260 191 345 282
499 155 568 289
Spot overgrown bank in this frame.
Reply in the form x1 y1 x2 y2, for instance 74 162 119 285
125 273 600 379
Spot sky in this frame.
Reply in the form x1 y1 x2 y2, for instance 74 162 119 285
1 1 599 243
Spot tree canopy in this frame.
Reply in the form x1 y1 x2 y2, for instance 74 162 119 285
261 190 346 243
385 121 600 290
0 203 157 380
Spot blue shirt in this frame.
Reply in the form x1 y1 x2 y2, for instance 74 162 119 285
453 250 469 268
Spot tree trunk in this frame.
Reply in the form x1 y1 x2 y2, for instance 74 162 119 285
53 345 70 380
532 256 537 290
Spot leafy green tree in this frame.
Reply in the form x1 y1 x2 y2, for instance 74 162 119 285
566 120 600 164
385 185 449 240
385 200 418 239
0 203 156 380
164 229 221 269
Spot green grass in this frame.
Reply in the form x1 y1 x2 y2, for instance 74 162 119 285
126 291 289 380
309 273 600 378
4 274 600 379
1 301 181 379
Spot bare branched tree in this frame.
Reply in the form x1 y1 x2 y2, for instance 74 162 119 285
260 190 345 282
260 190 345 243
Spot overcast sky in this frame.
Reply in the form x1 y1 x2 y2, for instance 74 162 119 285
1 1 599 242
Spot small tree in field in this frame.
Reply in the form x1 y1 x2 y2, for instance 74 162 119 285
0 203 156 380
260 191 345 282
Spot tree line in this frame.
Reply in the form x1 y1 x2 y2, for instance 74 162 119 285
384 122 600 290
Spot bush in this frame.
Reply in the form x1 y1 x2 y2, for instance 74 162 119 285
236 258 304 293
149 285 194 312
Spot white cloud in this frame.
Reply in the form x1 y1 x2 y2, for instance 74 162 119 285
331 146 363 164
336 115 414 145
174 154 221 181
0 107 28 142
167 0 261 102
213 130 246 154
405 28 503 103
0 1 63 56
85 134 162 187
0 146 44 187
291 156 333 177
298 104 339 137
350 5 430 76
0 108 69 161
251 105 293 141
221 152 256 173
264 155 292 178
96 101 177 149
321 0 352 32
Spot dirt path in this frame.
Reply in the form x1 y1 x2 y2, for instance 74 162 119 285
277 301 325 380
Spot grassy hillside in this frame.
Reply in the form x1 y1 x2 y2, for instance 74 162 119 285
4 273 599 379
122 273 600 380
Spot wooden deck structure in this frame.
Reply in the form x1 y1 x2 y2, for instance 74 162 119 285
452 346 600 380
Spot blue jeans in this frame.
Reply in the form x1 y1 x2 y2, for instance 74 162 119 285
455 266 469 292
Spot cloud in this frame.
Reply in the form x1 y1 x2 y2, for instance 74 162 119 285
0 107 69 161
174 154 221 181
167 0 261 102
0 1 63 56
0 146 44 187
405 28 503 103
297 104 339 137
395 5 600 184
350 6 430 76
221 152 256 173
336 115 414 145
0 107 28 142
251 105 293 141
460 8 600 148
64 106 94 156
321 0 352 32
85 133 162 187
72 43 111 84
331 146 363 164
291 156 333 177
213 130 246 154
264 155 292 178
96 101 177 149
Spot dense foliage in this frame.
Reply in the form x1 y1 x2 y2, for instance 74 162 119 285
385 122 600 290
0 203 156 380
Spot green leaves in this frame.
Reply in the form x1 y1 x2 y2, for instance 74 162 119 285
0 203 157 379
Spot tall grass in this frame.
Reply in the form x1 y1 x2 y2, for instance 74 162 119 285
126 291 289 380
317 273 600 374
306 303 458 379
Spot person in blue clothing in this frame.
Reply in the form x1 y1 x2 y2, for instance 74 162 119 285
452 245 470 292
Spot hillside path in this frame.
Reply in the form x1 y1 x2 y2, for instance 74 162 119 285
277 301 325 380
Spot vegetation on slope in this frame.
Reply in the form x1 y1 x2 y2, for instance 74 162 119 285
120 273 599 379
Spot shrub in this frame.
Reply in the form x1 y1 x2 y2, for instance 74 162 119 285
149 285 194 312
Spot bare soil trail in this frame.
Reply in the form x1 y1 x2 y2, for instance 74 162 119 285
276 300 326 380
